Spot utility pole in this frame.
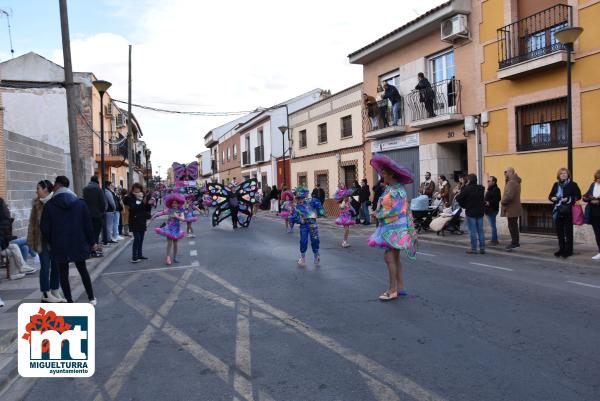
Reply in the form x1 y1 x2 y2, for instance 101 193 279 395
59 0 83 195
127 44 134 189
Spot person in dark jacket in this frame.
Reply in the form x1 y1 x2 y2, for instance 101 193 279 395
359 179 371 225
40 176 96 304
124 183 152 263
269 185 280 213
456 174 486 254
83 176 106 256
549 168 582 258
382 82 402 126
582 169 600 260
415 72 436 118
311 184 326 205
484 176 502 246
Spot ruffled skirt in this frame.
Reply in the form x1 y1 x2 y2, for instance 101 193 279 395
155 221 185 240
335 213 355 226
368 221 417 259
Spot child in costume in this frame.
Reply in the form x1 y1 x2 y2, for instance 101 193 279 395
279 187 295 233
201 193 212 217
288 187 325 267
368 154 417 302
334 187 356 248
183 195 202 238
153 193 186 265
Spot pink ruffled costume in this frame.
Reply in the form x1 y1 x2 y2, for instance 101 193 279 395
335 202 356 226
368 183 417 259
155 208 186 240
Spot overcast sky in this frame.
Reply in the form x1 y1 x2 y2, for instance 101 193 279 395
1 0 445 178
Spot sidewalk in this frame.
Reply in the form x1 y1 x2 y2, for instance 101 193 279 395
0 238 131 395
256 211 600 269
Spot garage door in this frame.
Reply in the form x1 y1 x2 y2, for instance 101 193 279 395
373 147 420 200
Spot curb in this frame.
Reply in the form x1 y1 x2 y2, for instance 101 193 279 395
0 238 132 399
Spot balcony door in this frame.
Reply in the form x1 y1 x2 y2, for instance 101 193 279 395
428 50 457 114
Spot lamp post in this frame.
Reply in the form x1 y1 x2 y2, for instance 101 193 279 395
92 79 111 245
278 125 288 189
555 26 583 175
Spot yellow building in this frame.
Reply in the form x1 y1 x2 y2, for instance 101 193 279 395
481 0 600 237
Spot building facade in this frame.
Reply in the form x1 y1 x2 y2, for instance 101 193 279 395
216 129 241 185
480 0 600 240
349 0 483 200
289 83 365 198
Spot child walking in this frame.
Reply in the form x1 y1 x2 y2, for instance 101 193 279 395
368 155 417 302
153 193 186 265
279 187 295 233
288 187 325 267
334 187 356 248
184 195 202 238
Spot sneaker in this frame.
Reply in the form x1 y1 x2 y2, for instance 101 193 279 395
31 255 41 265
51 290 66 303
116 236 124 241
505 243 520 251
466 249 478 254
479 249 486 255
138 256 148 260
592 253 600 260
20 264 37 274
554 251 563 258
89 298 97 306
41 291 63 303
10 272 25 280
131 258 139 263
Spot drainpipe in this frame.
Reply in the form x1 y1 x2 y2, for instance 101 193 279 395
474 116 483 184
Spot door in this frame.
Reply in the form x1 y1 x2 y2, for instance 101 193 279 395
375 147 420 200
316 173 329 198
342 165 356 189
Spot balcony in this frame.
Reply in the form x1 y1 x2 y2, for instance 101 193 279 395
365 99 407 139
242 151 249 166
406 78 463 128
497 4 572 80
254 146 264 162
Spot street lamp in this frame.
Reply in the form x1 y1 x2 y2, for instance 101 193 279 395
555 26 583 175
92 79 111 245
278 125 288 189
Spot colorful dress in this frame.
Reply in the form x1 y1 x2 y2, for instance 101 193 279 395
155 208 185 240
335 201 356 226
279 190 295 219
184 205 198 222
202 194 212 207
368 183 417 259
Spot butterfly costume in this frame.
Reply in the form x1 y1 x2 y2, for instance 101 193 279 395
207 179 259 227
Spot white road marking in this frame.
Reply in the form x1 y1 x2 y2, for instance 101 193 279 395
197 267 447 401
191 260 200 267
190 250 198 257
416 251 436 257
469 262 513 271
567 280 600 289
103 265 194 276
233 300 254 401
189 240 196 246
360 370 401 401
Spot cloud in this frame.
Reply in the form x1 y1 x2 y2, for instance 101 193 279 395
51 0 446 177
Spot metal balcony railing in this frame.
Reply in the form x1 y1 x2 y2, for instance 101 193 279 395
242 151 249 166
406 78 461 122
497 4 572 69
365 99 405 131
254 146 264 162
109 141 128 159
516 97 568 152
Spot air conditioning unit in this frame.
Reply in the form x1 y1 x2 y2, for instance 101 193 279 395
441 14 469 42
116 114 125 127
105 103 113 116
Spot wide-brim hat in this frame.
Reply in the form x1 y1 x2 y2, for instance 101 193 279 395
164 193 186 208
333 188 356 202
370 154 414 184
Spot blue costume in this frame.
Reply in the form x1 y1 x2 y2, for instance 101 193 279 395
288 188 325 261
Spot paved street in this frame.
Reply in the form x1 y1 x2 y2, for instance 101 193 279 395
16 213 600 401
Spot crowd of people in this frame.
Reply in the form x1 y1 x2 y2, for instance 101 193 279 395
1 175 156 307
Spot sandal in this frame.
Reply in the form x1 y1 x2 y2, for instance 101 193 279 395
297 257 306 267
166 256 172 266
314 255 321 266
378 291 398 301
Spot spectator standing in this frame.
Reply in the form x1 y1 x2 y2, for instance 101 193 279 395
40 176 96 304
27 180 64 302
104 181 118 243
419 172 435 199
501 167 522 250
435 175 450 208
269 185 280 213
456 174 486 254
549 168 581 259
120 188 130 237
83 176 106 255
363 93 379 130
484 176 502 246
382 82 402 126
375 85 388 128
311 183 326 205
415 72 436 118
124 183 152 263
359 178 371 225
583 169 600 260
114 186 124 240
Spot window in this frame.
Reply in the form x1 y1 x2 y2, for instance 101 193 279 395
298 174 308 188
379 70 400 91
341 115 352 138
318 123 327 144
257 127 264 146
429 50 455 83
221 151 224 163
227 147 231 161
342 165 356 190
516 97 568 152
299 130 307 148
233 144 238 159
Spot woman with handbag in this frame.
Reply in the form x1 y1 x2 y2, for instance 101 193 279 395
549 168 581 259
582 169 600 260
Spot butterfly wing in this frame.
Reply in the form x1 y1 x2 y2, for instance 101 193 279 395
186 162 199 181
207 183 233 226
235 179 258 227
172 162 186 182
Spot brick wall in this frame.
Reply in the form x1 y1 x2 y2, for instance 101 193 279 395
4 130 66 238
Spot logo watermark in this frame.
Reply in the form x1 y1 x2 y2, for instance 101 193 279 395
18 303 95 377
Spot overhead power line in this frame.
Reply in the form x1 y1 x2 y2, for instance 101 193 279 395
112 99 257 116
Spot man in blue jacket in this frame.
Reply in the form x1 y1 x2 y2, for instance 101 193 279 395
41 176 96 305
